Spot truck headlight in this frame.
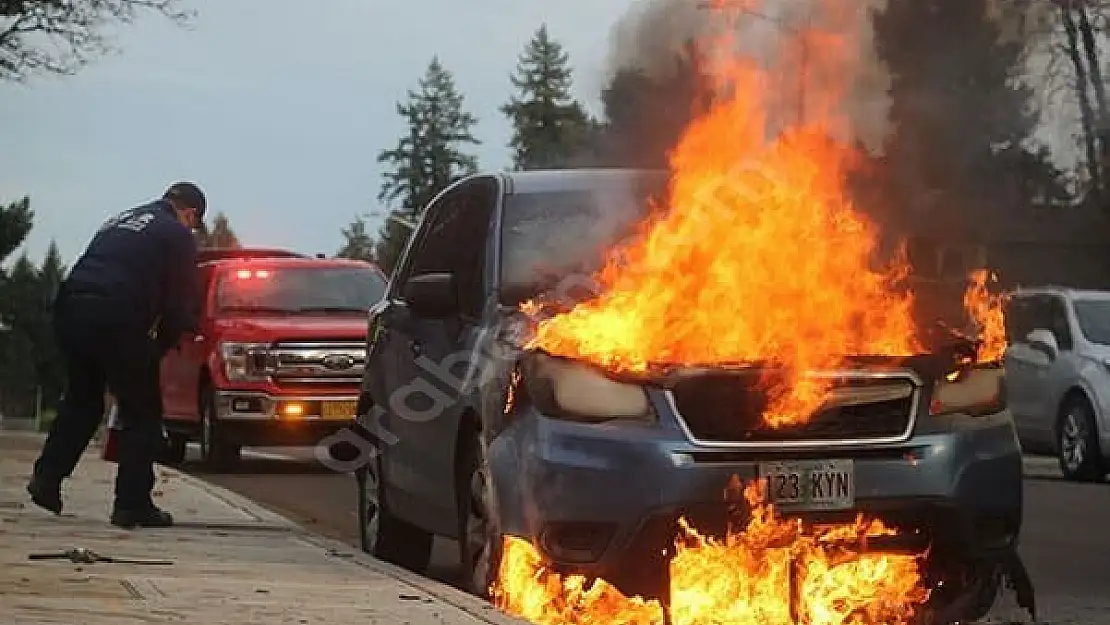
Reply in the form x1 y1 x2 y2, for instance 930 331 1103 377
929 364 1006 417
219 342 272 382
522 352 655 423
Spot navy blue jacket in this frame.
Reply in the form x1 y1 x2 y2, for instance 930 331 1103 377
62 200 199 352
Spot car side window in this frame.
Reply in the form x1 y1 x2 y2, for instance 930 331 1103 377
396 178 497 319
1047 296 1074 351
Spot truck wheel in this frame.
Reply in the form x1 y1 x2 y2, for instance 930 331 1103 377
160 433 188 466
457 430 502 598
1057 396 1104 482
199 385 240 470
356 455 432 572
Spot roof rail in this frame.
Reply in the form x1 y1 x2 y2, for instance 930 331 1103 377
196 247 307 264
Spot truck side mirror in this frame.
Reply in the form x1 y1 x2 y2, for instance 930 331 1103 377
402 272 456 319
1025 328 1059 361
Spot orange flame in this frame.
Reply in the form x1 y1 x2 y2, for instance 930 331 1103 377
524 0 920 428
506 1 1005 619
493 480 929 625
963 269 1008 363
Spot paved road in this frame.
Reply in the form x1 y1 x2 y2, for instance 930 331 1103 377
186 446 1110 622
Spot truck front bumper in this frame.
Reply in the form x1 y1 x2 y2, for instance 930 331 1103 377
214 391 356 447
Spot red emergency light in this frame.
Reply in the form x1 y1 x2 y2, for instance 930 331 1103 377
234 269 271 280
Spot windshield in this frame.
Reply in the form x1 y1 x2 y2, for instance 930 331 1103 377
216 266 387 314
1072 298 1110 346
499 173 666 305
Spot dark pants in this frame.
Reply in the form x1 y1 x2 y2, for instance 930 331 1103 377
32 293 165 511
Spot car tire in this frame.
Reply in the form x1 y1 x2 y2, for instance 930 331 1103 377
1057 395 1105 482
355 453 433 572
457 430 502 598
199 385 240 470
924 559 1002 625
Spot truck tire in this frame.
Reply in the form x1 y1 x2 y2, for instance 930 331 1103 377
199 385 240 470
356 455 433 573
160 433 188 466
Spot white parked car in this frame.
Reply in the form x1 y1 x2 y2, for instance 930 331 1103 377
1004 287 1110 481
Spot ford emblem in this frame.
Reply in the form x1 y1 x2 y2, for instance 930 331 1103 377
322 354 355 371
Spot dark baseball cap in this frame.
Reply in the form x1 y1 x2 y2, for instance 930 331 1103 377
163 182 207 220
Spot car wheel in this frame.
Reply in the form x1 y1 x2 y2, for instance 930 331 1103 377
1057 396 1105 482
356 455 433 572
457 431 502 598
199 385 240 470
923 559 1001 625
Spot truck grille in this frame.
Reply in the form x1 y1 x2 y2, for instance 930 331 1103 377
269 341 366 386
666 371 919 445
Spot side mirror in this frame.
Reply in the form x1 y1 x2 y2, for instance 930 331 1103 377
1025 328 1059 361
402 272 456 319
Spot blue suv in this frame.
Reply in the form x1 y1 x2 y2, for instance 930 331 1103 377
338 168 1029 624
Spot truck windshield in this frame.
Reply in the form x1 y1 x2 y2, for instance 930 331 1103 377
499 173 667 306
1072 298 1110 346
216 266 387 314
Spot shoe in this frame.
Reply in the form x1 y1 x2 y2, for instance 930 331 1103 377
26 477 62 515
110 505 174 529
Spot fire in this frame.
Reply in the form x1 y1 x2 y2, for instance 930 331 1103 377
524 1 919 427
492 479 929 625
522 0 1012 427
963 269 1008 363
505 0 1006 619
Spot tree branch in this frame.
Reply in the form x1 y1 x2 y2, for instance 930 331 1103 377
0 0 194 82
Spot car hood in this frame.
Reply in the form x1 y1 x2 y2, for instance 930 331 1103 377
215 315 368 342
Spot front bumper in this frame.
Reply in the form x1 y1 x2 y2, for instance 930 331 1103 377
488 409 1023 589
213 390 355 446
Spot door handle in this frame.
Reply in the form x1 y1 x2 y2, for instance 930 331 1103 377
409 340 422 356
193 334 205 343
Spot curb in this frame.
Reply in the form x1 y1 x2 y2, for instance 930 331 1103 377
151 459 525 625
1022 454 1063 480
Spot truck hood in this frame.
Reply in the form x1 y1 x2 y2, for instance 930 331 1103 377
215 315 368 342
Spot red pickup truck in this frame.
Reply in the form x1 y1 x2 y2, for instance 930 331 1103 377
158 247 387 469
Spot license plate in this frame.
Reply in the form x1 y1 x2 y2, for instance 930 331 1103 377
757 459 855 512
320 400 357 421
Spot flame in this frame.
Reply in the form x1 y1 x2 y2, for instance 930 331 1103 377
524 0 920 428
963 269 1008 363
493 479 929 625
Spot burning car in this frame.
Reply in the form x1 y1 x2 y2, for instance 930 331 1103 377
345 4 1032 623
348 169 1025 625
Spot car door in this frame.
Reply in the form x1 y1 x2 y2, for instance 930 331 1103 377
1028 294 1078 437
1004 294 1052 447
378 176 499 536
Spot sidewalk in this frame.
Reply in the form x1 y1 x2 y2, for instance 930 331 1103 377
0 431 525 625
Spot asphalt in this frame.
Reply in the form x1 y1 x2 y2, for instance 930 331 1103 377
191 446 1110 625
0 431 526 625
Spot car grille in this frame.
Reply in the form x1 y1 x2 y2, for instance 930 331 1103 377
268 340 366 386
666 370 918 444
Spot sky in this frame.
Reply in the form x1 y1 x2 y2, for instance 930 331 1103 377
0 0 637 266
0 0 1080 269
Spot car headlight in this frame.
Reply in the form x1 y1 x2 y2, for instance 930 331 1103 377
929 364 1006 417
219 342 272 382
522 353 655 423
